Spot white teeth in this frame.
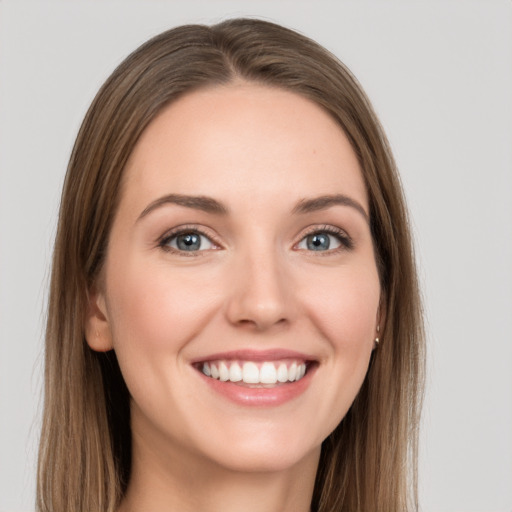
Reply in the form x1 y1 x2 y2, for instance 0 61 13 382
260 362 277 384
229 362 242 382
289 362 297 381
277 363 288 383
219 361 229 381
201 360 308 385
242 362 259 384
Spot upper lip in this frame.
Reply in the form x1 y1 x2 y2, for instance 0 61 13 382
190 349 317 364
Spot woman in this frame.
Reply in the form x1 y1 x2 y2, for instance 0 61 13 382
37 18 424 512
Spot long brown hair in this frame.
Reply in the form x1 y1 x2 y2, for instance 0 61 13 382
37 18 424 512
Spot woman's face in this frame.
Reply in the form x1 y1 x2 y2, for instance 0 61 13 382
89 83 381 473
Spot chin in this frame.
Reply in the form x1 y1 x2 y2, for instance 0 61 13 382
205 439 321 474
180 416 326 474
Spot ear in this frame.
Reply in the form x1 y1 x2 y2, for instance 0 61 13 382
84 284 113 352
373 295 387 349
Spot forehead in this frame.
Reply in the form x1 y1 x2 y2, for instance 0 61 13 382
122 83 367 212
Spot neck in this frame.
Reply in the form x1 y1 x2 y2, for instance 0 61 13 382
118 428 319 512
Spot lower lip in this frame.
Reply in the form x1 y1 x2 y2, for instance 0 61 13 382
196 365 316 407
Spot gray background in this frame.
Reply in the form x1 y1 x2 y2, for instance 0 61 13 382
1 1 511 511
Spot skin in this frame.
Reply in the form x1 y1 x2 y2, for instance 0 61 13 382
86 82 382 512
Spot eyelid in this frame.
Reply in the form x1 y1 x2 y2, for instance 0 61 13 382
157 224 223 253
294 224 354 251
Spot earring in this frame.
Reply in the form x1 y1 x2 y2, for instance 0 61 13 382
374 325 380 345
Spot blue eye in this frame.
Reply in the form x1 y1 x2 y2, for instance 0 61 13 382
162 231 215 252
297 229 350 252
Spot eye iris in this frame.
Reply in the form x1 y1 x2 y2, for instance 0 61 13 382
307 233 330 251
177 233 201 251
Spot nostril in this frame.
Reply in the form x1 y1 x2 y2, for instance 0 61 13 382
235 316 288 331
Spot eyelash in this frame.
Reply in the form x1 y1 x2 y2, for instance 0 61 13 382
157 224 353 255
158 225 220 256
297 225 354 253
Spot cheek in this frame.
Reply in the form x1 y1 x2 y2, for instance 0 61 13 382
105 259 219 357
302 264 380 349
103 259 223 427
283 262 380 441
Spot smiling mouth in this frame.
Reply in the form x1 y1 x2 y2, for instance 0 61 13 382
196 359 311 386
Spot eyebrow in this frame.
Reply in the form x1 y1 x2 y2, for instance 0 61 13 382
137 193 368 222
137 194 228 221
292 194 369 222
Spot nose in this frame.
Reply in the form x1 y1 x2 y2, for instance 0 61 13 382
225 246 295 331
